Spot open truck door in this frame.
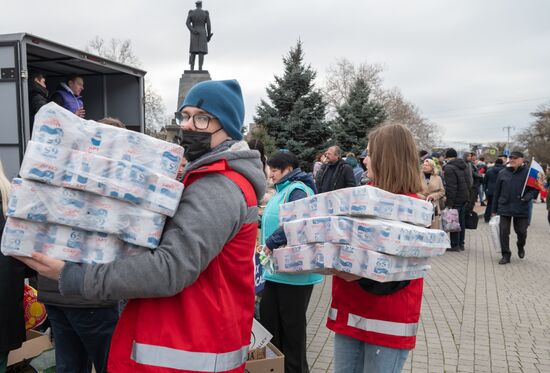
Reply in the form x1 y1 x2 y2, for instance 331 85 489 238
0 41 24 180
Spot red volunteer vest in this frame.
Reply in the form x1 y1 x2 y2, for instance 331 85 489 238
326 193 424 350
108 160 258 373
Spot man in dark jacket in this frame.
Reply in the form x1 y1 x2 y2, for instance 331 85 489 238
492 151 538 264
443 148 472 251
315 146 357 193
482 159 505 222
51 75 85 118
28 71 49 128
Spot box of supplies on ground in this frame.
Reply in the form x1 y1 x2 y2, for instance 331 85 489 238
7 330 53 367
245 343 284 373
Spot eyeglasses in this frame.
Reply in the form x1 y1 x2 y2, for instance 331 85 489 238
174 112 216 129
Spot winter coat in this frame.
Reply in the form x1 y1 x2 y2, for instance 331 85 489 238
261 168 322 286
492 164 538 218
315 159 357 193
51 83 83 114
483 163 505 196
0 210 35 352
443 158 472 208
28 80 49 125
421 174 446 214
186 8 210 54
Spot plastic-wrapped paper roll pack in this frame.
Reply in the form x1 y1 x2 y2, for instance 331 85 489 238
1 217 147 264
7 178 165 248
272 242 430 282
283 216 449 257
279 185 434 227
32 103 184 178
20 141 183 216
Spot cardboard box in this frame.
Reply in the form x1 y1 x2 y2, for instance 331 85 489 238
245 342 284 373
7 330 53 366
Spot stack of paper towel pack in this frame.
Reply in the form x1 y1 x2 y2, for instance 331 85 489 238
1 103 185 263
273 185 450 282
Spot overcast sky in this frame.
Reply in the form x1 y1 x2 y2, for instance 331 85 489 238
3 0 549 144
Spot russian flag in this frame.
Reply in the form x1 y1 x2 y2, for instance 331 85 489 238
525 159 547 192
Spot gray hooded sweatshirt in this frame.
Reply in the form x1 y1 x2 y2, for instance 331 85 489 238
61 140 266 301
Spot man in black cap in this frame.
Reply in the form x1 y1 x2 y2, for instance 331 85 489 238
492 150 539 264
443 148 472 251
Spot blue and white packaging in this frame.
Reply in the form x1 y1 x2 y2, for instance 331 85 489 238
7 178 165 248
283 216 449 257
272 242 430 282
33 103 184 178
1 217 147 264
20 141 183 216
279 185 434 227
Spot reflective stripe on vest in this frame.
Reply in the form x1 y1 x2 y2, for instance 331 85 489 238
131 342 248 372
328 308 337 321
347 313 418 337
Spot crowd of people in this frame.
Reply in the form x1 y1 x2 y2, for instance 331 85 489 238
0 76 548 373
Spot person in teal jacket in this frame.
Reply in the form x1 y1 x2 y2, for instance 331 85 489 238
260 151 323 373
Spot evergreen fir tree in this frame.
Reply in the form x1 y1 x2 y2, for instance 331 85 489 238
332 77 386 155
255 41 329 171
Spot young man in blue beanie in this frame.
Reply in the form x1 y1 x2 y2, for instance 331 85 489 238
17 80 267 373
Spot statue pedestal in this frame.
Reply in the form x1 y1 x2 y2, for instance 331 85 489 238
165 70 212 143
177 70 212 110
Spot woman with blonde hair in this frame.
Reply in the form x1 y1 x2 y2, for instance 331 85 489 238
327 123 425 373
421 158 446 228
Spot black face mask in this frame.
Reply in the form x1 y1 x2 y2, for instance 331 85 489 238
174 130 212 162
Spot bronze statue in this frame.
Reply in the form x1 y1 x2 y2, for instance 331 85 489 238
186 0 212 71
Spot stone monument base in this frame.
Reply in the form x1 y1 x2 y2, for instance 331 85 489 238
165 71 212 143
177 70 212 110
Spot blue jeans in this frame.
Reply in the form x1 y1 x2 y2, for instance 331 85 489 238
333 333 410 373
449 203 467 248
46 305 118 373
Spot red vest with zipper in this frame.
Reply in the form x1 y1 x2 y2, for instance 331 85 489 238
108 159 258 373
326 193 424 350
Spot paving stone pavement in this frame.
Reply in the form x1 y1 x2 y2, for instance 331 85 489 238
305 203 550 373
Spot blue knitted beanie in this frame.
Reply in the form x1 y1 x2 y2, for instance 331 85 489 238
178 79 244 140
